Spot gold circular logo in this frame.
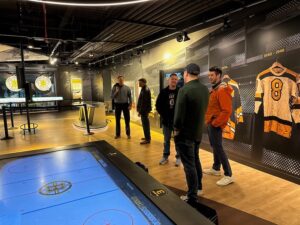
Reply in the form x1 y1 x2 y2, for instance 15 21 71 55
6 75 21 92
35 75 52 91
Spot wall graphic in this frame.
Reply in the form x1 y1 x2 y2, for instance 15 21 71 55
71 78 82 100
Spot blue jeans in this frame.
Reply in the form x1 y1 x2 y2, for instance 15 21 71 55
175 136 202 202
207 125 232 177
141 113 151 141
163 125 180 159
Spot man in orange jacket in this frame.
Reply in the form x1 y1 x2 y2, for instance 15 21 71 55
204 67 234 186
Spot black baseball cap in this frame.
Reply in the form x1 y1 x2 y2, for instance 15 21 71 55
185 63 200 75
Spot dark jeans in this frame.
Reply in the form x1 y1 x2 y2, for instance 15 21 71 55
175 136 202 202
141 113 151 141
163 125 179 159
115 103 130 136
207 125 232 177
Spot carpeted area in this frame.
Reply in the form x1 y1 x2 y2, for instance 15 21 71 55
165 185 277 225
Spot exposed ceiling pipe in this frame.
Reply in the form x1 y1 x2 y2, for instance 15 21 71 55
70 33 115 62
91 0 268 65
50 40 61 58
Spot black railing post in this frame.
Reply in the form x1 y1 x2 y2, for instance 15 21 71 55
8 102 17 129
1 106 13 140
83 104 93 136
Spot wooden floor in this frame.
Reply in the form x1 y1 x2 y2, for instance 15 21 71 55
1 110 299 225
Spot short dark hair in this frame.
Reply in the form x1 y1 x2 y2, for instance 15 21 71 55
209 66 222 76
138 78 147 83
170 73 178 78
117 75 124 79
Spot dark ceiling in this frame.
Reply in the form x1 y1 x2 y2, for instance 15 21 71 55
0 0 290 65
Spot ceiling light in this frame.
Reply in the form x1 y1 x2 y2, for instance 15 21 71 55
24 0 154 7
163 52 172 60
49 57 57 65
75 61 79 65
28 45 34 49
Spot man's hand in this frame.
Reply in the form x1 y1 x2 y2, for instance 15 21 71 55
128 105 132 110
174 129 180 136
138 113 141 117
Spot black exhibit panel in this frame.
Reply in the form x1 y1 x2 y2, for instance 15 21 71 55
0 141 214 225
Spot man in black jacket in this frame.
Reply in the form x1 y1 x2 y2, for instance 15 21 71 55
137 78 152 144
156 73 181 166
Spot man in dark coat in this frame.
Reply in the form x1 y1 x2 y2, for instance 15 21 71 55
156 73 181 166
137 78 152 144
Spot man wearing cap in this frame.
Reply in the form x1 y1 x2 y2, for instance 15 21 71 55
111 75 132 139
174 63 209 205
137 78 152 144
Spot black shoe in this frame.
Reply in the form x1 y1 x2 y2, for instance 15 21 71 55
140 140 150 145
127 135 131 139
114 135 121 139
186 199 199 208
141 137 146 140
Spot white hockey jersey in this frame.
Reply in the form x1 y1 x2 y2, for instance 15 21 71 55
255 68 298 138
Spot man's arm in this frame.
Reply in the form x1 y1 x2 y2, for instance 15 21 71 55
155 92 163 115
111 85 119 99
127 87 132 109
146 88 152 113
211 87 232 127
173 89 186 134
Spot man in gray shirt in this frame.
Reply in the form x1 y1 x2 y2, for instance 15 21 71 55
111 75 132 139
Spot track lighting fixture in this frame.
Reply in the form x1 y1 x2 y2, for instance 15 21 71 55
176 31 190 42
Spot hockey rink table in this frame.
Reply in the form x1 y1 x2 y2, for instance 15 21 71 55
0 141 213 225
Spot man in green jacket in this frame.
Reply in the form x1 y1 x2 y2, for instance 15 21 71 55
174 63 209 206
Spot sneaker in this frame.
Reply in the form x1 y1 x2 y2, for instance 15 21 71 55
175 158 181 167
159 157 169 165
216 176 234 186
180 190 202 201
203 168 221 176
140 140 150 145
114 135 121 139
180 195 188 201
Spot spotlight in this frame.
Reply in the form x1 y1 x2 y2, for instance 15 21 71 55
136 48 145 55
49 57 57 65
222 17 231 31
89 52 94 58
176 31 190 42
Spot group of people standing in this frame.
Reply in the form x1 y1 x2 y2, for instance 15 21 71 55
111 63 234 206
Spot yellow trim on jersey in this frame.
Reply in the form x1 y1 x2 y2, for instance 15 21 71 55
264 120 292 139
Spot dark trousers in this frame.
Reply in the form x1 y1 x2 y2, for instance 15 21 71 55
115 103 130 136
163 125 180 158
207 125 232 177
175 136 202 202
141 113 151 140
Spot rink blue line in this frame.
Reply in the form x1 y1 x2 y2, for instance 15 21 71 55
22 188 120 215
1 165 101 186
